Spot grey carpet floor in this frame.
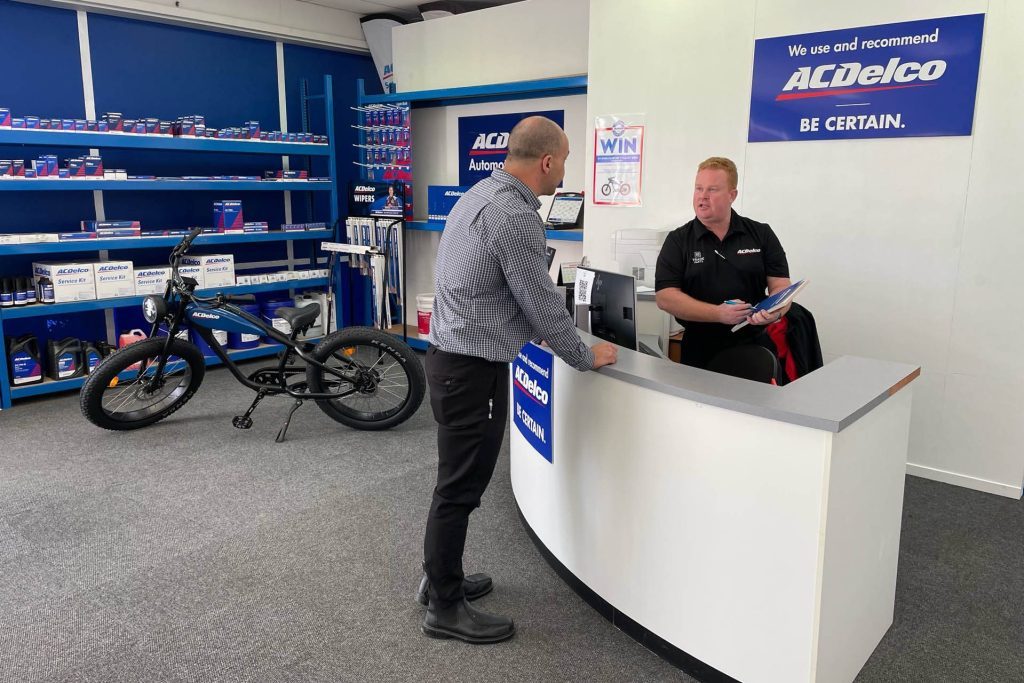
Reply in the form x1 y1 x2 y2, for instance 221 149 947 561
0 361 1021 682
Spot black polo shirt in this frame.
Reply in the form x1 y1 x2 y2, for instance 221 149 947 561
655 210 789 365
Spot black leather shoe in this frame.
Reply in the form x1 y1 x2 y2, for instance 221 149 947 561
416 572 493 606
422 598 515 644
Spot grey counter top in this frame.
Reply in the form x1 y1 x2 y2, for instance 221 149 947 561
569 332 919 433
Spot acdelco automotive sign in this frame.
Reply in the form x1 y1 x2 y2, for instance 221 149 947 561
458 110 564 185
748 14 984 142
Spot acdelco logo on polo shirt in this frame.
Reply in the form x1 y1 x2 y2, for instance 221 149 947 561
736 248 761 255
778 57 947 100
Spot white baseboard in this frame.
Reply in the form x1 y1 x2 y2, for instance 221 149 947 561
907 463 1023 499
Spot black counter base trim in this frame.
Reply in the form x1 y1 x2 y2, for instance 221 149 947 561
516 504 740 683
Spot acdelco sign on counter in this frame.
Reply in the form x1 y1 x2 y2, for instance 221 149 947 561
748 14 984 142
512 342 554 463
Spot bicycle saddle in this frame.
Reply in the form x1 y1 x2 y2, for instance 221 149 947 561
275 304 320 332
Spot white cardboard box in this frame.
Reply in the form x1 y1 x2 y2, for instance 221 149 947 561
94 260 135 299
32 261 96 303
181 254 234 289
177 265 205 289
135 266 173 295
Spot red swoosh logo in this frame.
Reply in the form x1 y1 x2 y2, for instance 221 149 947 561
775 83 932 101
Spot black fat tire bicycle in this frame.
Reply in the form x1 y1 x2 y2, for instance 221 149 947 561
80 226 425 440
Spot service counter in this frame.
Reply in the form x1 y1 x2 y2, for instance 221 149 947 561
510 334 919 683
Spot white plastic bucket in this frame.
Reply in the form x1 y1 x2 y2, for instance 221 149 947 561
416 293 435 335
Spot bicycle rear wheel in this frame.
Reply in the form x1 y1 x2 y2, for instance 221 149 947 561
306 327 425 430
80 337 205 430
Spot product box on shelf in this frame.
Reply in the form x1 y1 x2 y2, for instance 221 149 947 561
103 113 123 131
81 220 141 237
11 118 25 128
32 261 96 303
25 116 40 129
177 264 205 288
84 156 103 178
59 232 98 241
94 261 135 299
213 200 243 229
0 160 10 176
67 158 86 177
427 186 471 223
134 267 172 295
10 160 25 177
181 254 234 288
20 234 59 243
0 108 11 127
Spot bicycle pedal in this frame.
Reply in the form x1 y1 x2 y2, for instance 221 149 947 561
232 416 253 429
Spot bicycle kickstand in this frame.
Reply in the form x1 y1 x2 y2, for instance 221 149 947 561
275 398 304 443
233 389 267 429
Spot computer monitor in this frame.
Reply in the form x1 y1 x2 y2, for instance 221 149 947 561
576 268 637 351
545 192 584 229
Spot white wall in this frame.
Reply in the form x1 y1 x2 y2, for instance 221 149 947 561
392 0 589 91
18 0 367 50
393 0 590 327
585 0 1024 498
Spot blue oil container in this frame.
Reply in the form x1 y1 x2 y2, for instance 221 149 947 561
8 335 44 386
47 337 84 381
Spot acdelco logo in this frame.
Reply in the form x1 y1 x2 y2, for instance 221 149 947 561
55 267 91 275
192 311 220 320
444 190 465 197
206 257 231 264
513 365 548 405
470 132 509 156
136 270 166 277
778 57 946 100
96 264 129 273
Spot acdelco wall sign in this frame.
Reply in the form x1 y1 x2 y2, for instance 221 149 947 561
748 14 984 142
458 110 564 185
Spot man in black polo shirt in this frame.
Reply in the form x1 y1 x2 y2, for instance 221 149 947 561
655 157 791 369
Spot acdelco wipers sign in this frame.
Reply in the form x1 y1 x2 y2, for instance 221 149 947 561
749 14 984 142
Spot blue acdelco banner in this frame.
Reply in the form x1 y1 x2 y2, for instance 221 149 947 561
512 342 554 463
749 14 985 142
458 110 564 185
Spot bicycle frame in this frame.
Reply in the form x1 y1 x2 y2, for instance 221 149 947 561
143 230 365 401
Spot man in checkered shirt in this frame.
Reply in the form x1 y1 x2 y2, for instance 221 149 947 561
417 116 618 644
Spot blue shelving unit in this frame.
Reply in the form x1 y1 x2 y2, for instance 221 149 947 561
0 75 341 410
0 128 330 156
356 77 589 350
0 229 333 256
0 179 331 191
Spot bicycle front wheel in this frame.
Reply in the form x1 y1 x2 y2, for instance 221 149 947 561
80 337 205 430
306 327 425 431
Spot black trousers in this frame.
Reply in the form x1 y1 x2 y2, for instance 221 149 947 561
422 345 509 608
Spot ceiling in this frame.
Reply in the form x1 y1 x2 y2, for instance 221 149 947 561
297 0 523 19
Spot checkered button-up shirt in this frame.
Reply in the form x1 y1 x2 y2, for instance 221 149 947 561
428 170 595 370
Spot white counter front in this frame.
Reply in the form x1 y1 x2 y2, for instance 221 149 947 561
510 337 918 683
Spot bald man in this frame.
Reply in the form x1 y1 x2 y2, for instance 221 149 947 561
417 116 617 644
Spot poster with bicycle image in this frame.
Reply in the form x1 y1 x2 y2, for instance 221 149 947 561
593 114 645 206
